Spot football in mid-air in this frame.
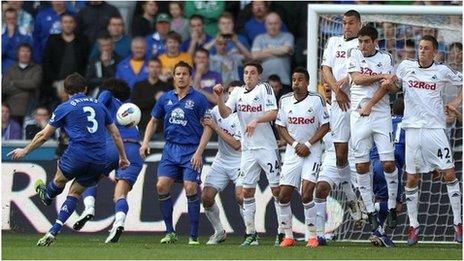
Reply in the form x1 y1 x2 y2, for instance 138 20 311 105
116 103 141 127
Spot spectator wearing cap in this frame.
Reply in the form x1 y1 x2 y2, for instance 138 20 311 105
131 1 158 37
169 2 189 42
145 13 171 58
2 103 22 140
33 1 69 62
2 7 33 74
85 35 122 94
184 1 225 37
89 16 131 60
158 31 193 81
192 48 222 106
115 37 149 89
76 1 121 45
251 12 293 86
41 13 90 106
180 14 213 57
2 43 42 124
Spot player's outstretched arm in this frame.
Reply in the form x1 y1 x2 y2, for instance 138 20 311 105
9 124 56 160
350 71 389 86
191 125 214 172
140 117 159 158
106 123 130 169
203 117 241 150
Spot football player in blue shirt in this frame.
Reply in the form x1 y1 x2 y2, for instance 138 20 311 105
369 98 405 247
9 73 129 246
140 61 213 245
72 78 144 244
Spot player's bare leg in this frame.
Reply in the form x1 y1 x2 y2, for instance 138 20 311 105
443 168 462 243
202 186 227 245
184 181 200 245
35 165 68 206
355 162 379 230
157 177 177 244
301 180 318 248
381 161 399 229
105 180 131 243
315 181 331 245
278 185 296 247
405 172 420 246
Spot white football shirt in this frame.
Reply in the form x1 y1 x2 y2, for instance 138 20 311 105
225 82 278 150
276 91 329 152
210 106 242 165
347 49 393 114
396 60 463 129
321 36 359 102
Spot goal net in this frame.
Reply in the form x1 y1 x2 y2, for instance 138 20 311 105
307 4 462 242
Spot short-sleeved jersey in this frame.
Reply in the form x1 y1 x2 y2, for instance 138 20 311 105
396 60 463 129
210 106 242 165
321 36 359 102
49 93 113 162
225 82 278 150
98 90 139 141
151 87 210 145
276 92 329 151
347 49 394 114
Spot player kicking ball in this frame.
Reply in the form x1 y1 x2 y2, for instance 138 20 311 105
346 25 399 231
371 35 463 245
202 81 244 245
140 62 212 245
214 61 284 246
9 74 129 246
275 67 330 248
72 78 144 244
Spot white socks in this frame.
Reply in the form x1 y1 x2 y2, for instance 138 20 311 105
384 167 399 209
446 179 462 226
304 201 316 239
314 198 326 238
205 202 224 234
274 196 284 234
405 186 419 228
83 196 95 215
278 202 293 239
114 211 126 227
339 164 357 202
357 171 375 213
243 197 256 235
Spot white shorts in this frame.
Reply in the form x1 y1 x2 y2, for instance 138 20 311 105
204 161 242 191
280 146 321 189
317 153 342 189
405 128 454 174
330 102 351 143
350 111 395 164
241 148 281 188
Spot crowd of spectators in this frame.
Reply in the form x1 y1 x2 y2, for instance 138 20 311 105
1 0 461 142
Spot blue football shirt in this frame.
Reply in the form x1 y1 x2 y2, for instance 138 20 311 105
151 87 209 145
49 93 113 162
98 90 140 141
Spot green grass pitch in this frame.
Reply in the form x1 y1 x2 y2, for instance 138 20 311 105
2 233 462 260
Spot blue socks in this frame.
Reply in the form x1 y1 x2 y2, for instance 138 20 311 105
82 185 97 199
187 193 200 239
378 201 389 227
115 198 128 214
49 196 78 235
159 193 174 233
46 181 64 200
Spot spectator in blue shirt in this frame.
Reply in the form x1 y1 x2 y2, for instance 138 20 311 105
181 14 213 57
115 37 149 89
89 16 131 60
244 1 288 46
145 13 171 58
33 1 69 62
2 8 33 74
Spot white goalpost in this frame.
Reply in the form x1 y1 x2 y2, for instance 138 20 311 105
306 4 463 243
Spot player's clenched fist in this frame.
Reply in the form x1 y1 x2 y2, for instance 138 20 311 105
213 84 224 96
119 157 131 169
139 143 150 159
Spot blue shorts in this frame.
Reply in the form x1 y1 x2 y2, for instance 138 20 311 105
59 152 106 187
158 143 202 183
103 141 143 186
372 157 403 203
